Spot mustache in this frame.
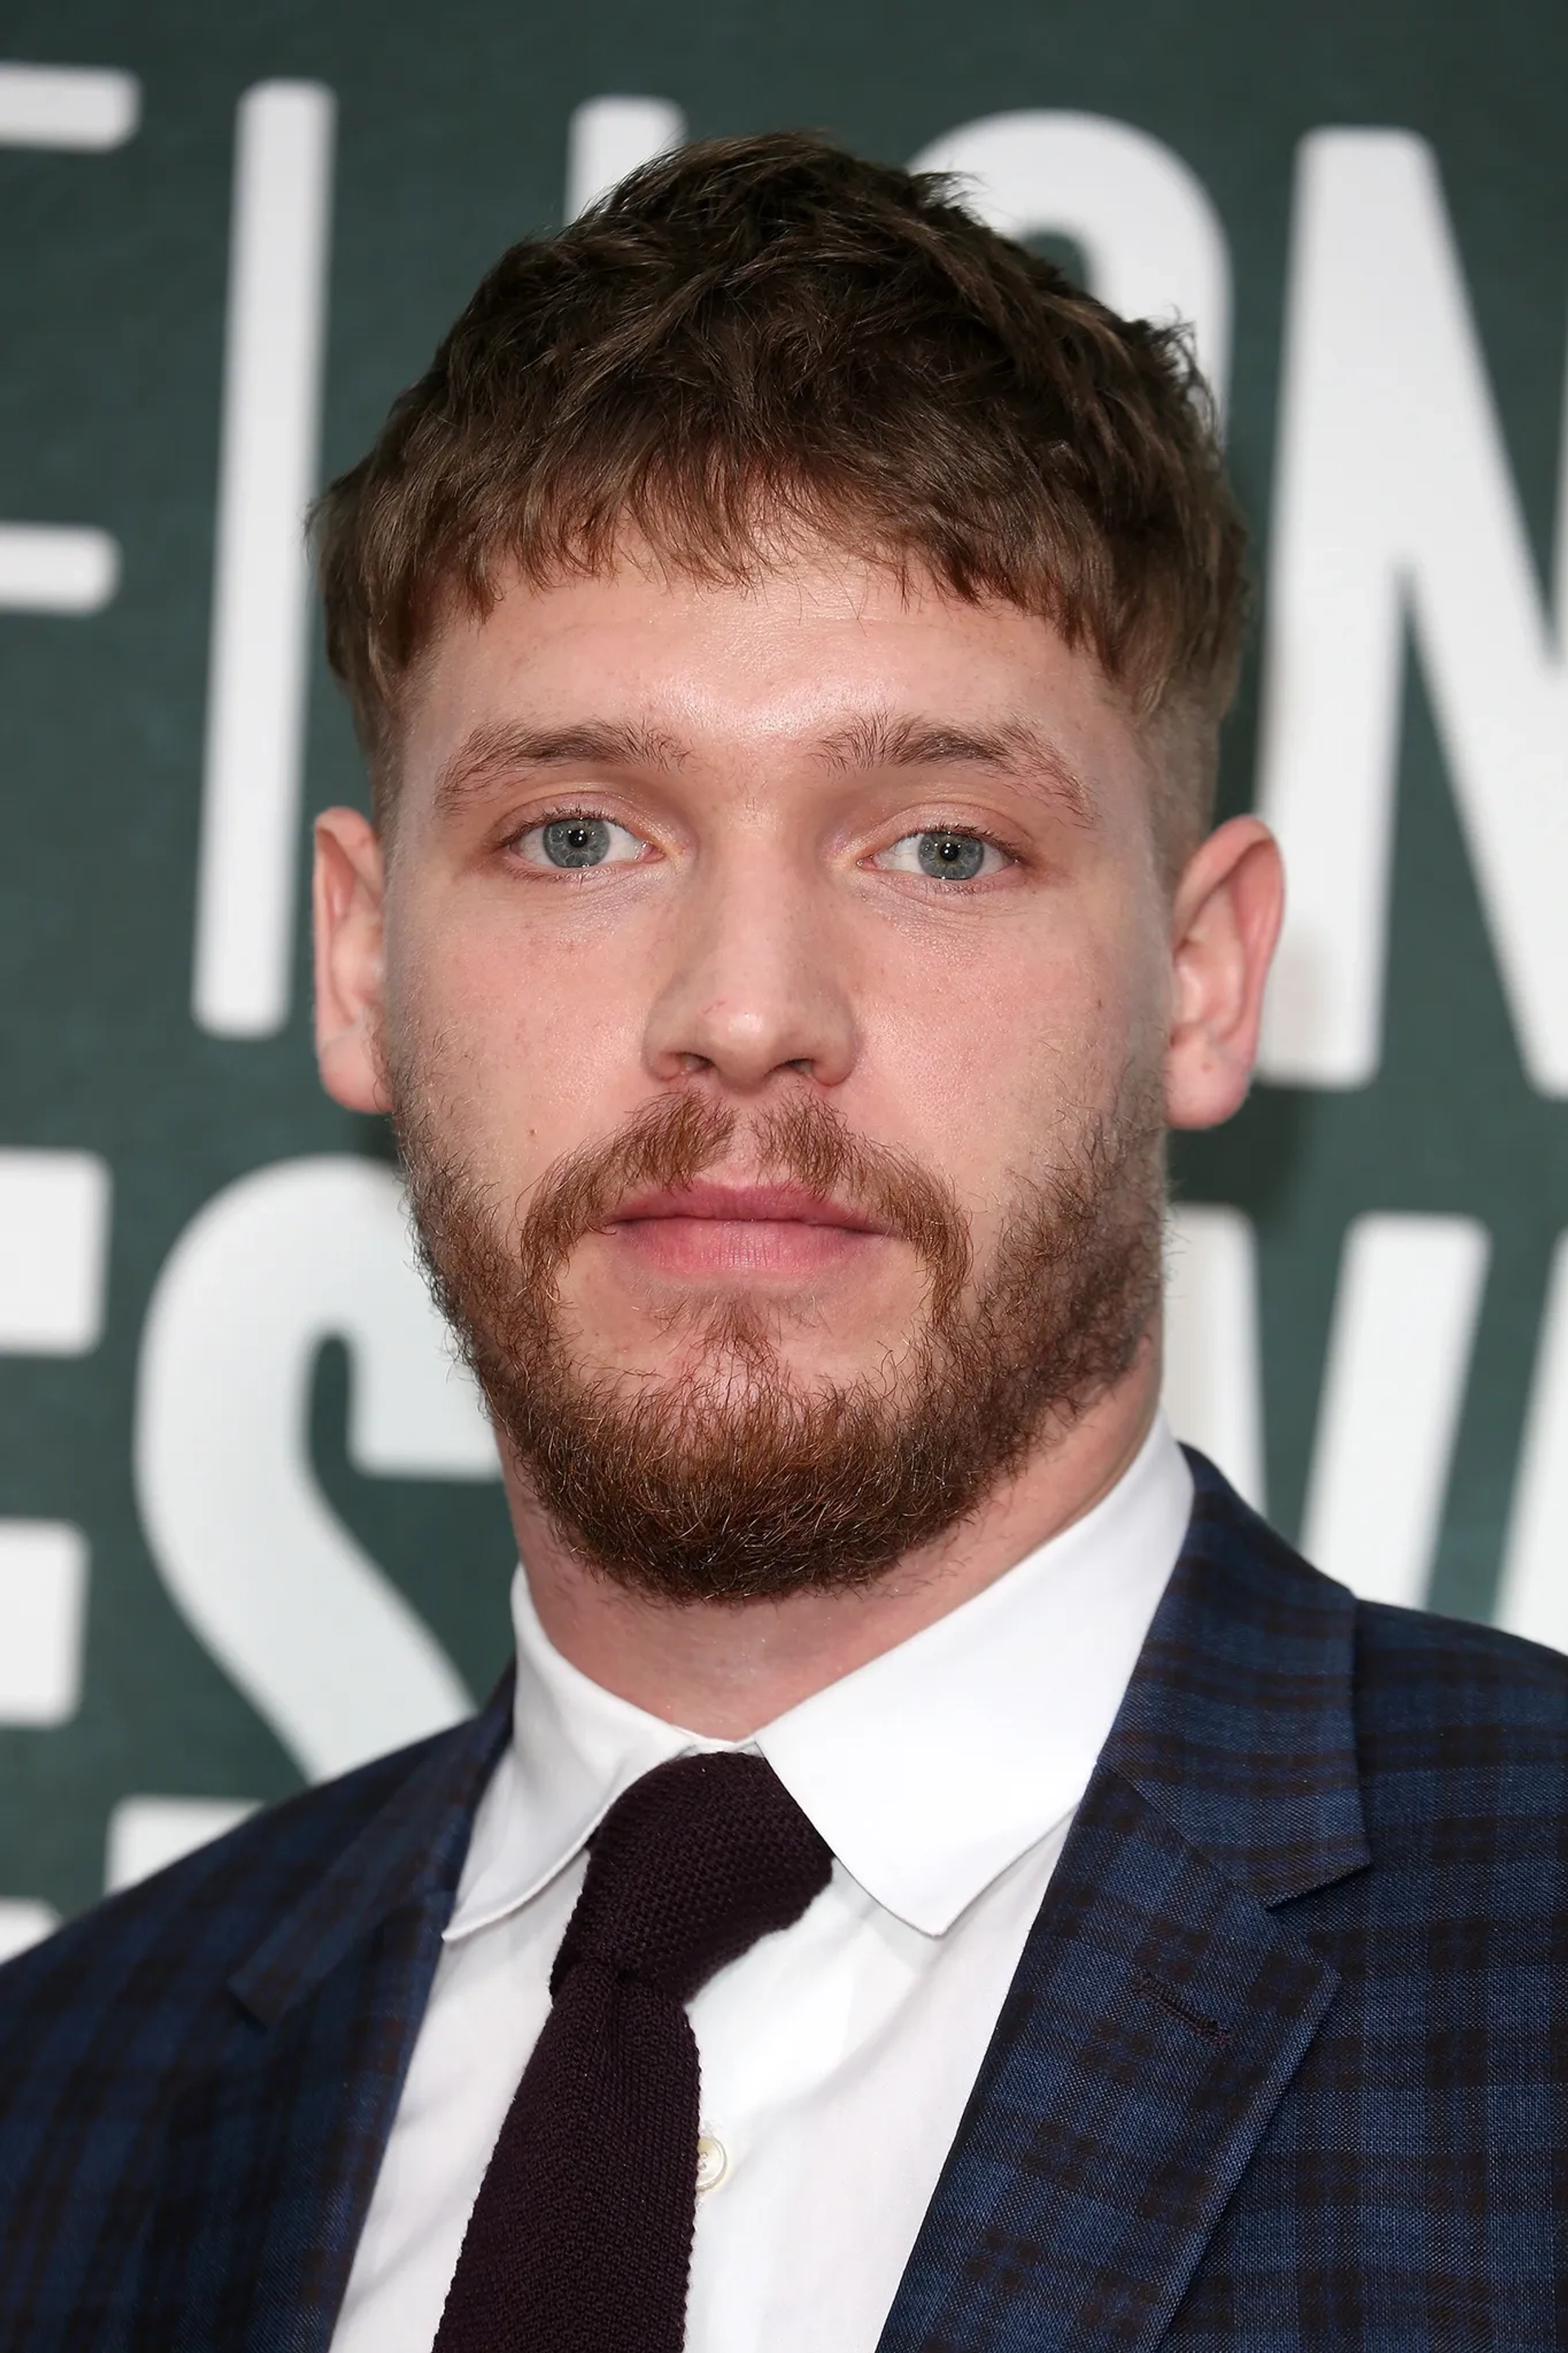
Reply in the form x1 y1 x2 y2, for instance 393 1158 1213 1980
514 1090 973 1320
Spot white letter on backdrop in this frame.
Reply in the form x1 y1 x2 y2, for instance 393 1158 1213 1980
1162 1203 1264 1509
1496 1234 1568 1650
0 61 135 611
1300 1214 1490 1607
192 82 336 1041
0 1150 110 1731
1258 131 1568 1095
135 1158 497 1784
567 96 684 221
908 112 1231 417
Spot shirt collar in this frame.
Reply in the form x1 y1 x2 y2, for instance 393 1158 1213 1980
446 1415 1192 1942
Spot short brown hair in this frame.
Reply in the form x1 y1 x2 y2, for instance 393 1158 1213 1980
314 131 1246 850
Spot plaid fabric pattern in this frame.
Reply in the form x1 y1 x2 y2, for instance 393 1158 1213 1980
878 1458 1568 2351
0 1681 512 2351
0 1457 1565 2350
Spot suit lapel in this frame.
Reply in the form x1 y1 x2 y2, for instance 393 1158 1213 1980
130 1682 512 2353
878 1456 1371 2353
127 1464 1365 2353
875 1767 1341 2352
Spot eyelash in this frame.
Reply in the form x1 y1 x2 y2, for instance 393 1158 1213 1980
515 802 620 831
918 820 1020 858
506 803 646 853
878 820 1023 881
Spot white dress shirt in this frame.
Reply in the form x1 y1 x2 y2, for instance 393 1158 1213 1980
331 1415 1192 2353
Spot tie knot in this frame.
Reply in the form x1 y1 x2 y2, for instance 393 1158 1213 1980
554 1752 832 2005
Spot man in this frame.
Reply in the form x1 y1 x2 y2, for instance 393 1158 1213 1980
1 130 1564 2353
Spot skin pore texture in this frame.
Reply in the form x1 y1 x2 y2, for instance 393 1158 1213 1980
314 541 1282 1737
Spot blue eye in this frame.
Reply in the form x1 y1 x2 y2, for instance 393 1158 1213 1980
517 814 645 870
875 830 1006 881
917 831 985 880
543 818 611 867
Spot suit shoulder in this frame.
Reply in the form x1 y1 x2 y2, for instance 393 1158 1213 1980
0 1722 460 2039
1346 1597 1568 1850
1354 1592 1568 1718
1183 1450 1568 1812
1188 1446 1568 1719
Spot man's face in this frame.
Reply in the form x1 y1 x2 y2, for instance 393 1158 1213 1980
317 542 1249 1597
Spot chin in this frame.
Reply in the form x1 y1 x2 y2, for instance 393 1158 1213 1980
565 1285 915 1394
590 1336 883 1409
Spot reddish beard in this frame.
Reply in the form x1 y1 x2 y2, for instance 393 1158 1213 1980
394 1085 1165 1603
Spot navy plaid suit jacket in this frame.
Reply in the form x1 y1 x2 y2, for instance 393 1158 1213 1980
2 1451 1566 2350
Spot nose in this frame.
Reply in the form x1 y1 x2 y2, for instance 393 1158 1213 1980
642 842 859 1094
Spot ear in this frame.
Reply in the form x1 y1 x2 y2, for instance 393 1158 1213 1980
314 807 390 1114
1165 815 1285 1130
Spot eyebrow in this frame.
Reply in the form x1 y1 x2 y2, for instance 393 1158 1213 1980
430 707 1095 825
813 710 1096 826
431 720 688 815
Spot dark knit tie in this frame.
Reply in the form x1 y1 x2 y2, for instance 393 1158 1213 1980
432 1750 833 2353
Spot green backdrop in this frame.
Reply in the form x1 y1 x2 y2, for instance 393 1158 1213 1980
3 0 1567 1941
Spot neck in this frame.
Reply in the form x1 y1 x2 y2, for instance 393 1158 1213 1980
504 1344 1163 1739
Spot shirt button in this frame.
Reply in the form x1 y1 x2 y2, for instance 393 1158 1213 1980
695 2132 728 2195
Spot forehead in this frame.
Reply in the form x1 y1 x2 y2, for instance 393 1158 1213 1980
397 546 1151 815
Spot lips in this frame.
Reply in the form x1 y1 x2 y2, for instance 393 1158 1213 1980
604 1180 890 1235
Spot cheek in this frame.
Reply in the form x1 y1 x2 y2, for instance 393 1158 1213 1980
855 921 1166 1265
385 894 648 1179
874 913 1152 1134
